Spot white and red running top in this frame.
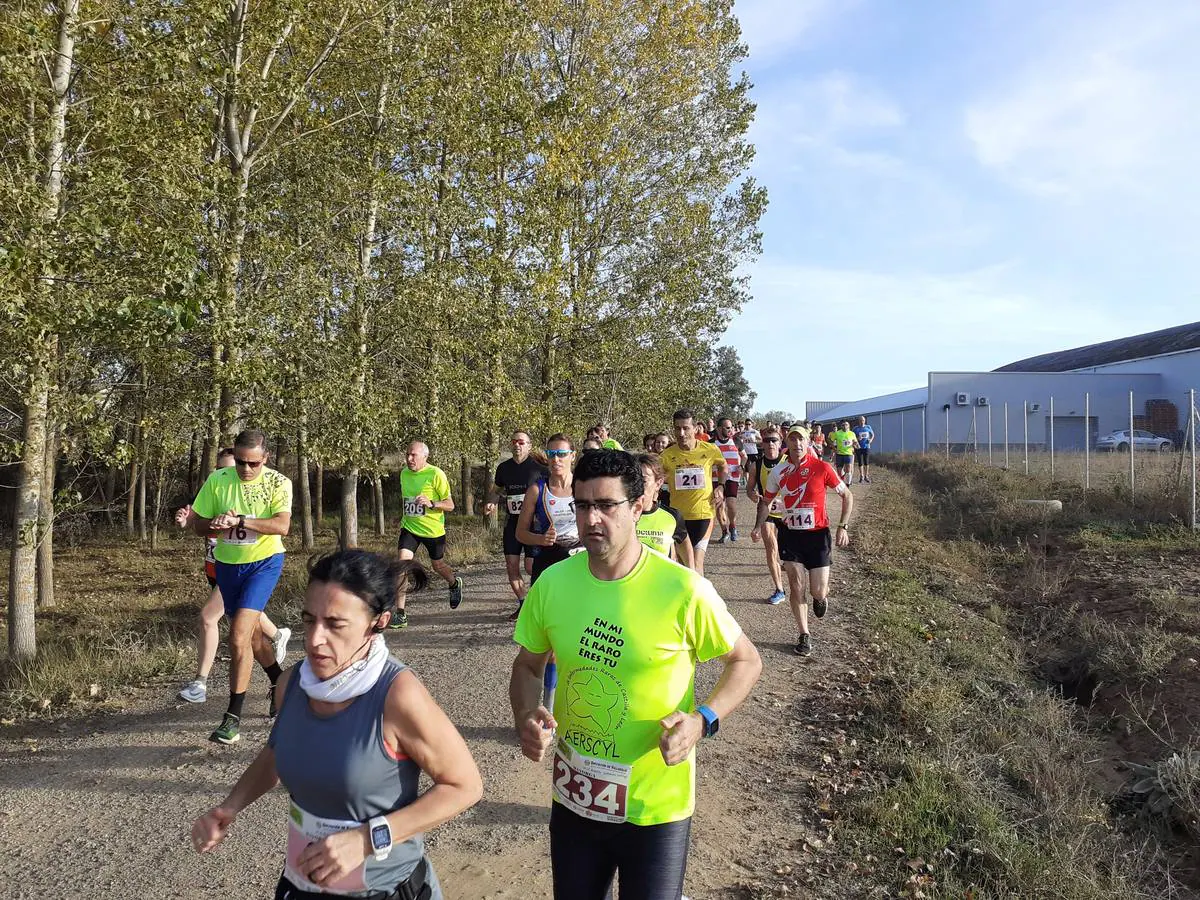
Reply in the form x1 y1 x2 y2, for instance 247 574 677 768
762 451 847 531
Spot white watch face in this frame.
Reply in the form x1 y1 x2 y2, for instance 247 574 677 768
370 822 390 852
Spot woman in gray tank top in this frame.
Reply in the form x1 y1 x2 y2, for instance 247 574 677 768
191 550 483 899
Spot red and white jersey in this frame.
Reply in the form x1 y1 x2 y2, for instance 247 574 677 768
713 438 742 481
762 451 846 531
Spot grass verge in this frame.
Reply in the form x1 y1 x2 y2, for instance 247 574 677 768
844 470 1176 898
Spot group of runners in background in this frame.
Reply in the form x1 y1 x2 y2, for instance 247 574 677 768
178 408 879 899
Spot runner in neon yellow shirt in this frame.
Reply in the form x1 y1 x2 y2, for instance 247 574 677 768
511 449 761 898
190 429 292 745
395 440 464 626
830 421 858 484
590 422 623 450
634 452 693 568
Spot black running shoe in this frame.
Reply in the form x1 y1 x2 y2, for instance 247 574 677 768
813 596 828 618
388 609 408 629
449 577 463 610
794 633 813 657
267 686 278 719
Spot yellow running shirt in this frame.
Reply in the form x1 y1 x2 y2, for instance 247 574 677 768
636 504 686 557
514 548 741 825
832 430 856 456
660 442 726 521
400 465 451 538
192 466 292 565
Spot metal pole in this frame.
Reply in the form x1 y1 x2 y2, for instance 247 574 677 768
1004 402 1009 469
921 407 926 455
1191 389 1197 529
988 404 993 466
901 409 905 455
972 405 978 463
1049 396 1055 480
945 406 950 459
1130 390 1135 497
1084 392 1090 490
1023 401 1029 475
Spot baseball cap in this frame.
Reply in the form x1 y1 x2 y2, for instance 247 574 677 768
787 424 810 439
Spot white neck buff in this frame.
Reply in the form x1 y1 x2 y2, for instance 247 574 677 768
298 634 388 703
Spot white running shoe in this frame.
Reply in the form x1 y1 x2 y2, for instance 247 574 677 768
273 627 292 666
178 679 207 703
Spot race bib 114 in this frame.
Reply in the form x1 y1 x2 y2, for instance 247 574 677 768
783 506 816 531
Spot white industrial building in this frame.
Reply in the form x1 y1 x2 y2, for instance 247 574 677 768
806 321 1200 454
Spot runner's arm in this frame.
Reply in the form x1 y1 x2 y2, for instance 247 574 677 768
483 481 505 514
509 647 553 724
514 484 547 546
218 745 280 815
699 633 762 720
380 670 484 841
241 511 291 536
676 536 694 568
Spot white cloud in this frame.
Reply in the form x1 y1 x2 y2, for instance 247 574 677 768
964 2 1200 200
734 0 846 66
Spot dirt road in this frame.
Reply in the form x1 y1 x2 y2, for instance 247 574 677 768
0 492 876 898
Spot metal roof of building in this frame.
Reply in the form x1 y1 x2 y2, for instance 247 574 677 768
808 386 928 423
995 321 1200 373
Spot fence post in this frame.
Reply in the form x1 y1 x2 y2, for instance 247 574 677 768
1129 390 1135 498
944 405 950 459
922 406 926 455
1023 401 1029 475
972 405 979 463
1004 402 1009 469
900 409 905 455
1049 395 1055 481
988 404 993 466
1191 388 1197 529
1084 391 1090 490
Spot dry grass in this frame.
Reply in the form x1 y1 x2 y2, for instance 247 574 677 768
0 515 499 718
844 473 1176 898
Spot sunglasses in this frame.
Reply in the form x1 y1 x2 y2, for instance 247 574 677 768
546 448 572 458
235 457 264 468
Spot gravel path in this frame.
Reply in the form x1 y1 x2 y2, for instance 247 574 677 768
0 490 876 898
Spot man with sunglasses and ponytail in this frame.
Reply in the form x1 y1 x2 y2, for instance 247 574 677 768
191 429 293 745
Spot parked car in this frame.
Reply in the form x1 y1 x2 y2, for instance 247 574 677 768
1095 430 1173 452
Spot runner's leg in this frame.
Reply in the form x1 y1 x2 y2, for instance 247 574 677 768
615 817 692 900
762 524 784 595
784 562 808 634
195 587 223 680
550 804 618 900
396 546 416 613
686 518 714 576
809 565 832 617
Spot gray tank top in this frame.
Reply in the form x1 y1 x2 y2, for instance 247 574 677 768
270 657 425 894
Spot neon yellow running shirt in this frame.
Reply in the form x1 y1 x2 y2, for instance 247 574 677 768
832 430 856 455
514 548 741 826
400 465 451 538
636 505 685 557
192 466 292 564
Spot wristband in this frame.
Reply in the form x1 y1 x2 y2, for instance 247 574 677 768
837 524 848 530
237 515 245 529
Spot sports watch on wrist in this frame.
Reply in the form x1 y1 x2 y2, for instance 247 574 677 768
697 705 720 738
368 816 392 861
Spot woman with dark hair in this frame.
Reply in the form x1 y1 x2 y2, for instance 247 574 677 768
191 550 482 899
515 433 582 585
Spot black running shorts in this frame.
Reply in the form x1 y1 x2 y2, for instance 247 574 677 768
502 517 535 557
398 528 447 561
777 527 832 570
683 518 712 547
854 448 870 464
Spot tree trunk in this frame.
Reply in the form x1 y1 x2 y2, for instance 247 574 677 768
315 460 324 524
37 420 59 610
460 454 474 516
340 466 359 549
187 431 198 496
150 461 165 552
125 458 139 537
373 474 385 537
8 352 51 662
137 459 148 544
296 431 315 551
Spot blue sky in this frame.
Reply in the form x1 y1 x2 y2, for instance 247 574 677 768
728 0 1200 415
